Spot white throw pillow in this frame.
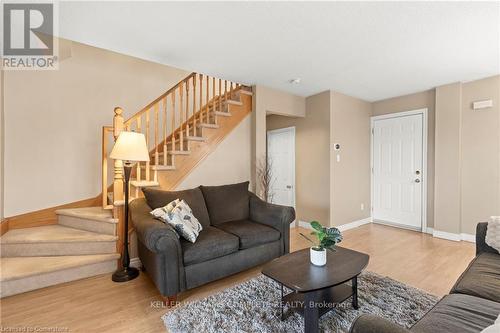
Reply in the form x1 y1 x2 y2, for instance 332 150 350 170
150 199 202 243
485 216 500 252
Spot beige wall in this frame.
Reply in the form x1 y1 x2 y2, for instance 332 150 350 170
434 83 462 234
433 76 500 235
266 91 330 225
330 92 371 227
3 39 191 217
252 85 305 196
372 90 436 227
177 116 252 190
460 76 500 234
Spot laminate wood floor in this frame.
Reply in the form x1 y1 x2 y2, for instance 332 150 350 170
0 223 475 333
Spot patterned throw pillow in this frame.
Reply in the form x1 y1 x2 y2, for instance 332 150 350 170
486 216 500 252
150 199 203 243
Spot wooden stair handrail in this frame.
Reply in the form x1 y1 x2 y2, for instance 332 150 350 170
124 72 196 127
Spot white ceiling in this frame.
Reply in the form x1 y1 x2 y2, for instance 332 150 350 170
58 1 500 101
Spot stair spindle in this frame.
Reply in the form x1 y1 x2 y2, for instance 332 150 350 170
145 109 150 181
163 98 167 166
136 117 142 182
205 75 209 123
212 77 216 124
154 103 159 182
179 82 184 151
199 74 203 136
185 79 190 140
171 90 176 164
218 78 222 114
193 76 197 136
224 80 228 106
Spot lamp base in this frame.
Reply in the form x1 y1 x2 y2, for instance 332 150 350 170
112 266 139 282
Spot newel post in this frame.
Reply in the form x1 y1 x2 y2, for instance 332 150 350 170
113 107 125 262
113 107 125 205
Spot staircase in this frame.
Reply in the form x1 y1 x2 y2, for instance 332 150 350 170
0 72 252 297
0 207 120 298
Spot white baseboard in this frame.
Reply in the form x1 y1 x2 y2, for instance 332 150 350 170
296 217 372 232
337 217 373 232
460 233 476 243
130 257 142 268
425 227 434 235
297 220 313 230
432 230 476 243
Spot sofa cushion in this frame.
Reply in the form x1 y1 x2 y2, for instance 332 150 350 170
142 187 210 228
450 252 500 303
200 181 250 225
181 226 239 266
215 219 281 249
411 294 500 333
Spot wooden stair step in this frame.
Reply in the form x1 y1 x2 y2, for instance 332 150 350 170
151 165 176 171
197 123 219 129
130 180 159 188
184 136 206 142
239 90 253 96
213 111 232 117
168 150 191 156
226 99 243 106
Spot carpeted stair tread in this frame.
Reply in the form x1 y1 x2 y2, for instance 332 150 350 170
0 225 117 244
0 253 120 282
56 207 118 224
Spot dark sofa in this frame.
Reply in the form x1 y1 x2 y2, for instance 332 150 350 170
129 181 295 300
350 222 500 333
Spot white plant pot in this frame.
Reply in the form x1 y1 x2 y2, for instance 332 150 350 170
310 247 327 266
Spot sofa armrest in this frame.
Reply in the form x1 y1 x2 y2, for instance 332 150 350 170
129 198 182 255
350 315 410 333
249 192 295 254
476 222 499 255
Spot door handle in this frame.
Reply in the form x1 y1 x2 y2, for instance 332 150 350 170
414 179 421 183
286 185 293 189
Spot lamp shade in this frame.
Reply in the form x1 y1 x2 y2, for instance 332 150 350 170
110 131 150 162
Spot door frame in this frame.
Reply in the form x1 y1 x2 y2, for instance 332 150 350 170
370 108 428 233
266 126 296 209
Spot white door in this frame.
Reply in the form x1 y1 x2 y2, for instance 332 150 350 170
372 113 424 230
267 127 295 207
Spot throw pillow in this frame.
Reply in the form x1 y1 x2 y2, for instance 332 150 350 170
485 216 500 253
200 181 250 225
150 199 203 243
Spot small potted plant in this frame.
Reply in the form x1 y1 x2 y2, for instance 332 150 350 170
300 221 343 266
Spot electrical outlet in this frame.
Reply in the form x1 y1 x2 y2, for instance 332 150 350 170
361 203 364 211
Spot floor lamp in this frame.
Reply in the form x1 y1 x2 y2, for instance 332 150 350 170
110 131 150 282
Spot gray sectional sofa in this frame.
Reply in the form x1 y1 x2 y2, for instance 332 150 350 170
130 181 295 299
350 222 500 333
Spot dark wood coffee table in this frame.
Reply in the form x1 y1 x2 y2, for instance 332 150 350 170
262 247 369 333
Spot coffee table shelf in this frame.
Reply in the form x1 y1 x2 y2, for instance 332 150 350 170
283 283 353 318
